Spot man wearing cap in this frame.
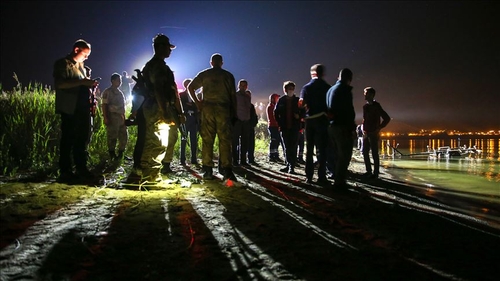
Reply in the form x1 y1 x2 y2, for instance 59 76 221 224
139 34 184 182
299 64 331 185
188 53 237 181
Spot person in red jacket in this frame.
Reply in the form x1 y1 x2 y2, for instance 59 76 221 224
274 81 303 174
266 93 283 162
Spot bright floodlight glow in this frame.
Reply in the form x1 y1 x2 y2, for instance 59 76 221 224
158 122 170 147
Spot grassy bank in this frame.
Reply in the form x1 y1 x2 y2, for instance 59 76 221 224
0 82 271 177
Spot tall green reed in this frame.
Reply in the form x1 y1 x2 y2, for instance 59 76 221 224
0 80 273 177
0 82 60 175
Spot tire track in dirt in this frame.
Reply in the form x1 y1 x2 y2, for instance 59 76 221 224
1 159 499 280
0 197 118 280
234 164 498 280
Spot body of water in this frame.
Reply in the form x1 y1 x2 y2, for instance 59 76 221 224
371 136 499 197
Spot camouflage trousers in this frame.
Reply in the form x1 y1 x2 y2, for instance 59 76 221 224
105 112 128 152
140 100 166 179
200 104 233 169
161 124 178 164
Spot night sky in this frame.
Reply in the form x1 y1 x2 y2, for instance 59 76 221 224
1 1 498 131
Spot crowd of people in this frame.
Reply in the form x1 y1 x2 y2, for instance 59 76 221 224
53 35 391 190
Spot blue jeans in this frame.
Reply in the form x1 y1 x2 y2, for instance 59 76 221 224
268 126 282 158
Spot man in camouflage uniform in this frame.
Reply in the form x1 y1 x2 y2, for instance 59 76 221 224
101 73 128 161
140 34 184 181
188 53 237 181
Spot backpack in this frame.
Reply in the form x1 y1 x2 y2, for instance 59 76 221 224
130 68 151 110
250 104 259 127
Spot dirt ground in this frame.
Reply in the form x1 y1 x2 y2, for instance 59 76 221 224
1 153 499 281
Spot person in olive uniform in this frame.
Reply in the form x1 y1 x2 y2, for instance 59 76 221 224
101 73 128 161
188 53 237 181
140 34 184 182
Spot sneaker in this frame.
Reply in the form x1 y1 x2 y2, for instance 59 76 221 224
279 166 289 172
75 169 95 179
316 177 330 185
333 182 350 191
362 172 373 178
73 169 100 184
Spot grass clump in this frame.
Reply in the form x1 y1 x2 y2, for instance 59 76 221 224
0 79 272 178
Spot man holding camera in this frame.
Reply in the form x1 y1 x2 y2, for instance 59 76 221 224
53 39 99 183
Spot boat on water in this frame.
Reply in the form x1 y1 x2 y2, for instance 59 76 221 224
428 145 483 158
385 142 483 159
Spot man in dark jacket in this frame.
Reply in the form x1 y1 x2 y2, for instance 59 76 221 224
232 80 251 166
300 64 331 184
274 81 303 174
362 87 391 179
179 78 199 166
248 98 259 164
326 68 356 190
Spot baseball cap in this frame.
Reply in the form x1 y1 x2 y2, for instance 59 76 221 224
153 34 176 49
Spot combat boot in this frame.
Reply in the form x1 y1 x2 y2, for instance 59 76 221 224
117 150 132 161
223 168 237 182
161 162 173 174
202 166 214 180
